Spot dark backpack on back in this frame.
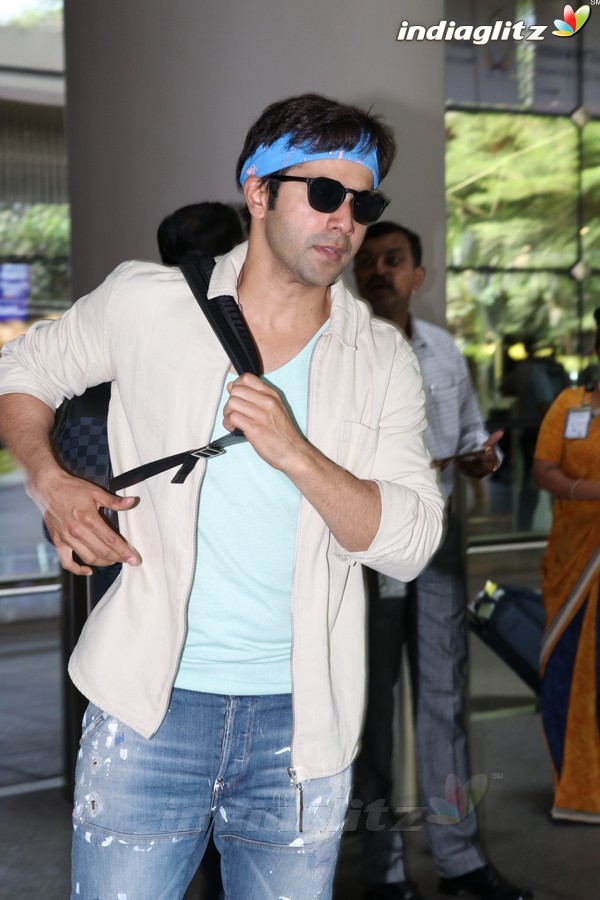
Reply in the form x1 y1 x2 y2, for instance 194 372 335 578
53 382 112 487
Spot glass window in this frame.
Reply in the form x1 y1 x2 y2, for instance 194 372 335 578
446 270 579 396
0 203 70 321
0 0 62 31
446 106 594 540
446 111 579 270
0 11 66 585
582 121 600 269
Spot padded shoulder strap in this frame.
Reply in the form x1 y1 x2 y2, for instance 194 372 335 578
179 254 261 376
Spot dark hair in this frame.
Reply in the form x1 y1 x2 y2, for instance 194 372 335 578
362 221 423 268
157 202 245 265
595 307 600 354
235 93 396 196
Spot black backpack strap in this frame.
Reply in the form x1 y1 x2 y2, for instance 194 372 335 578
108 254 261 492
109 432 247 492
109 448 192 493
179 254 261 376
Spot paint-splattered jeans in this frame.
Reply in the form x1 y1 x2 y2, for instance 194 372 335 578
71 688 351 899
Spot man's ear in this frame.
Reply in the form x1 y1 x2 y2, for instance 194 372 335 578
243 176 269 222
413 265 426 293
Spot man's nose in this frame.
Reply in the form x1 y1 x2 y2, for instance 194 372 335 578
327 196 354 234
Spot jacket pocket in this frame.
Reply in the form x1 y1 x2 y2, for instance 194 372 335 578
339 421 380 477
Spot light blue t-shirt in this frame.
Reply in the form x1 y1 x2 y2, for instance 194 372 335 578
175 322 327 695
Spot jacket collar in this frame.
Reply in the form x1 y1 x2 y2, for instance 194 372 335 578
209 241 358 350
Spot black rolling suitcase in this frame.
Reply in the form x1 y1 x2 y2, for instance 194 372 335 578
468 581 545 695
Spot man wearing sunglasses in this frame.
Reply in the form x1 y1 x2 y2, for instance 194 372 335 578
0 93 444 899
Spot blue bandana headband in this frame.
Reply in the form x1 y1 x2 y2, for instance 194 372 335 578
239 133 380 188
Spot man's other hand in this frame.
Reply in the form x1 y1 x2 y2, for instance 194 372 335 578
457 429 504 479
28 468 140 575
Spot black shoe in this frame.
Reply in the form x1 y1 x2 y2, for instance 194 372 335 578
364 879 424 900
439 864 533 899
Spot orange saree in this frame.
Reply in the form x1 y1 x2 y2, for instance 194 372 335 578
536 387 600 823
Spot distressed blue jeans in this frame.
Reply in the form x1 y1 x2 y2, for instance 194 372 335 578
71 689 351 899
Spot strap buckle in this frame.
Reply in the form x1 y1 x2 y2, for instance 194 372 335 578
191 443 227 460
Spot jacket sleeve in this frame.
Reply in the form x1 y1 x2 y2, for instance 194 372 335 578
0 263 130 408
333 344 445 582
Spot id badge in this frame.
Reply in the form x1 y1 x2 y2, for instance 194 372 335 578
564 407 592 439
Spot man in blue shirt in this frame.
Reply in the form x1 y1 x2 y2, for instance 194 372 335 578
353 222 532 900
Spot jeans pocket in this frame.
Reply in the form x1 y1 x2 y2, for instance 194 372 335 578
79 702 110 745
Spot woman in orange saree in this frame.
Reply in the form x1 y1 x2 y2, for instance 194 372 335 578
533 310 600 824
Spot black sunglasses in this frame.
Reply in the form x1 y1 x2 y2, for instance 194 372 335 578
268 174 389 225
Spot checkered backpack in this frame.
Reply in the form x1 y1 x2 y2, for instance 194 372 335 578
46 381 117 550
53 382 112 487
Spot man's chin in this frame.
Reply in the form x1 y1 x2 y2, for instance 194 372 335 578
304 257 348 286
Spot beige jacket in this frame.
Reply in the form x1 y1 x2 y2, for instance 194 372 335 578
0 243 444 781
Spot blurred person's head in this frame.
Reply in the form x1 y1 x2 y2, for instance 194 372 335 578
353 221 425 330
157 202 244 265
